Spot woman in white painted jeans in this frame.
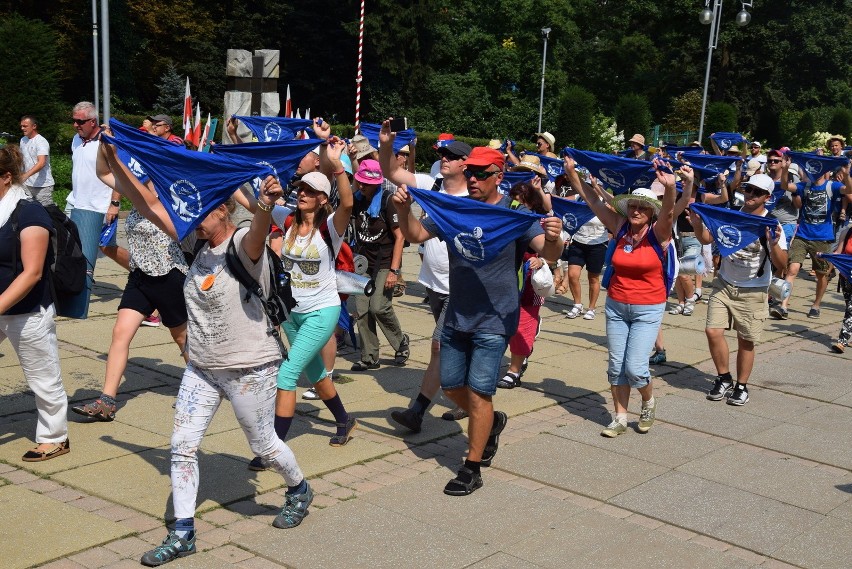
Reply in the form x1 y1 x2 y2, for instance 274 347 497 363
0 145 69 462
98 139 313 567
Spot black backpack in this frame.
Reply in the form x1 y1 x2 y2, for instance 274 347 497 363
11 199 88 315
225 228 296 357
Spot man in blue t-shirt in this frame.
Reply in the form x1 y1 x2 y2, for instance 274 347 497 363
393 146 563 496
772 161 851 319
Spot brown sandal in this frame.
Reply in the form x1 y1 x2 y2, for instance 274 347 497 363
71 398 117 421
22 439 70 462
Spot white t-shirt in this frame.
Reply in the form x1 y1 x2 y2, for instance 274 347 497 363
718 210 787 288
572 215 608 245
184 228 281 369
20 134 54 188
71 135 112 213
282 211 344 313
417 188 469 294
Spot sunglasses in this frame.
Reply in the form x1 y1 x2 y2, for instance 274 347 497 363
72 118 94 126
463 169 500 180
767 159 783 164
358 170 382 179
742 186 769 196
439 151 463 161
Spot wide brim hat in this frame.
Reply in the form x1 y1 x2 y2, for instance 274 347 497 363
534 131 556 149
612 188 662 217
351 134 378 160
513 154 546 176
628 134 646 146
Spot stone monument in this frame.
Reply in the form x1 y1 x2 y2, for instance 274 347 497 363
222 49 280 143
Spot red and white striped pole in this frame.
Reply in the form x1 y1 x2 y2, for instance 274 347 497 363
354 0 365 131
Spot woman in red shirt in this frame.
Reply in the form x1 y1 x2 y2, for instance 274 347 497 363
563 156 676 437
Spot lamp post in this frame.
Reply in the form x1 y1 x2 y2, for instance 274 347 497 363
537 27 551 134
697 1 752 143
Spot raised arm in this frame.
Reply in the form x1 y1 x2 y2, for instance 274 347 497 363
240 175 282 262
391 184 436 244
563 155 623 234
652 159 677 245
378 119 417 188
674 165 695 217
326 138 353 237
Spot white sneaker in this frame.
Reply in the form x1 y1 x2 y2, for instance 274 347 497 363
583 308 596 320
563 304 584 319
302 388 320 400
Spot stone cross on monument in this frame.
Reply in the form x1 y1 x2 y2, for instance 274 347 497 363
222 49 280 143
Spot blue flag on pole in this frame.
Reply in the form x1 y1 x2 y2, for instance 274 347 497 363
550 196 595 236
562 148 653 195
105 119 272 240
499 171 535 194
408 186 541 267
690 202 777 257
212 138 323 197
357 122 417 154
787 151 849 182
710 132 748 151
233 115 313 142
819 253 852 281
526 152 565 181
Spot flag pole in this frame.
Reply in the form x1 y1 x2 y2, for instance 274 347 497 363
354 0 365 131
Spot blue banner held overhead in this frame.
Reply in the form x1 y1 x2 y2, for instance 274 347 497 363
562 148 653 195
525 152 565 181
710 132 748 151
357 122 417 154
690 202 778 257
549 196 596 236
786 151 849 182
407 186 542 267
212 138 323 197
499 171 535 195
105 118 272 240
233 115 313 142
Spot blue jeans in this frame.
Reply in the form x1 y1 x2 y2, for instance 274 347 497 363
440 327 508 396
278 304 341 390
65 208 105 319
605 297 665 388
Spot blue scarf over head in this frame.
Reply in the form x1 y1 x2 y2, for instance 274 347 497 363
212 138 323 197
233 115 314 142
690 202 778 257
358 122 417 154
710 132 748 151
563 148 656 195
550 196 595 236
787 151 849 182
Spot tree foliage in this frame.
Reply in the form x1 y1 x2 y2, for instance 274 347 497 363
615 94 652 142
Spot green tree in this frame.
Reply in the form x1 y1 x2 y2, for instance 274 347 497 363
155 63 187 114
828 108 852 141
556 85 596 150
0 13 62 140
704 102 738 146
663 89 702 133
794 111 815 148
615 94 651 141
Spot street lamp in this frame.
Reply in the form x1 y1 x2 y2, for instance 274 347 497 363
697 1 752 142
537 27 551 134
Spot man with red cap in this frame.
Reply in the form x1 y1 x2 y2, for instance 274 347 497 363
391 143 563 496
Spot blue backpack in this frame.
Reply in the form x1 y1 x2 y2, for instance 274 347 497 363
601 222 679 295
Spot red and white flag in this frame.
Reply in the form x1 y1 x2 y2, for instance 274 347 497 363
192 102 202 147
198 113 211 152
285 84 292 118
182 77 193 142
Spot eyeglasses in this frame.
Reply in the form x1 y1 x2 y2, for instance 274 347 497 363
72 118 94 126
536 141 547 147
767 159 782 164
397 153 409 158
463 169 500 180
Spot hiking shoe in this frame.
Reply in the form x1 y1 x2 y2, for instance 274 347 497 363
649 349 667 365
707 377 733 401
481 411 508 467
248 456 270 471
141 315 162 327
273 482 314 528
394 334 410 365
601 420 627 438
831 342 846 354
583 308 596 320
563 304 584 319
301 387 320 400
441 407 468 421
726 384 750 406
807 307 821 319
769 306 788 320
390 407 423 433
637 399 656 433
140 531 196 566
71 398 116 422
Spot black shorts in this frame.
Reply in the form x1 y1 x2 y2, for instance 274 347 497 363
118 268 188 328
562 241 607 274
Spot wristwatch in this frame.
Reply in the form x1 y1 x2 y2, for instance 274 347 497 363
110 200 121 207
389 269 401 275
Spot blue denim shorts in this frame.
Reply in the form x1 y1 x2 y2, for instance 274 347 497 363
605 297 665 388
439 327 508 396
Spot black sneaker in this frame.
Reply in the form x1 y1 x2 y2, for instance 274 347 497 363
707 377 733 401
390 407 423 433
480 411 508 467
273 482 314 528
140 531 196 566
394 334 410 365
726 384 749 406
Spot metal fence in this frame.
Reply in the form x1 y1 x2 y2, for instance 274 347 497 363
649 126 698 147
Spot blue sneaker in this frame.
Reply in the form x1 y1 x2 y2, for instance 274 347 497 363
273 482 314 528
140 531 196 566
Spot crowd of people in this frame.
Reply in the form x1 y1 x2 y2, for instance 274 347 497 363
4 104 852 565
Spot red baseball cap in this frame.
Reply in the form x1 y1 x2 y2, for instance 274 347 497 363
464 147 505 170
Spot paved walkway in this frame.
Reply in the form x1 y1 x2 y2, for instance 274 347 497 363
2 239 851 569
